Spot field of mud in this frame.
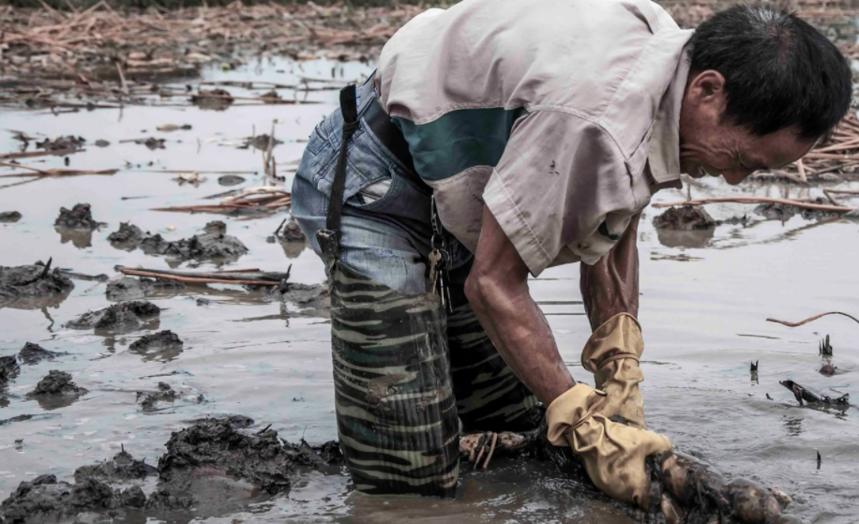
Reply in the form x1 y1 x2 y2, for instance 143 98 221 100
2 4 859 524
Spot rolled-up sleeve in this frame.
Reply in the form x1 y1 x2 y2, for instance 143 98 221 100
483 110 639 276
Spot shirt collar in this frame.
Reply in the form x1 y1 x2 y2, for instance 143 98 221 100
648 45 691 186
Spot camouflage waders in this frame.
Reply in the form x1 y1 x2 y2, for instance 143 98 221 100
296 81 541 498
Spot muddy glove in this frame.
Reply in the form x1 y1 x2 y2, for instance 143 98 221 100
581 312 646 429
546 383 673 509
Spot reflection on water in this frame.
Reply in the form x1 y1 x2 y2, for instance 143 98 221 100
0 55 857 523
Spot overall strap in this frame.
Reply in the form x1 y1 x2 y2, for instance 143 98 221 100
317 84 360 260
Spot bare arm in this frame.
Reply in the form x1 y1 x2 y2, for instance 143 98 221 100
580 213 641 330
464 207 576 406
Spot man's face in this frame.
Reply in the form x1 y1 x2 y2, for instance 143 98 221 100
679 70 818 185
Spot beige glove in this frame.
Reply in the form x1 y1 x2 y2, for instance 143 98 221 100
546 383 673 509
581 313 646 429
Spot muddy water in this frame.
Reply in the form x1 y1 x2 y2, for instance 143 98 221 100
1 57 858 524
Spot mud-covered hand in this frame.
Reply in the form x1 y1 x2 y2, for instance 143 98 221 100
546 383 673 509
580 213 641 331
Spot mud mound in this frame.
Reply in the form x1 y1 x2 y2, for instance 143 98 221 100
106 277 185 301
653 205 717 230
141 232 248 262
203 220 226 234
0 356 20 384
129 330 183 354
191 88 234 110
135 381 202 412
107 222 144 248
0 211 22 223
54 203 103 230
28 370 87 397
17 342 60 365
36 135 85 151
157 417 293 495
0 262 74 305
74 449 158 484
0 474 145 524
66 300 161 332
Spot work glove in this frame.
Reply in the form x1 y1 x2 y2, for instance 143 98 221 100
546 383 673 509
581 312 646 429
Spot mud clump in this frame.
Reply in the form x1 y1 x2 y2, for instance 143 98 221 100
36 135 85 151
129 330 184 361
74 449 158 484
107 222 144 248
0 356 20 384
653 206 717 230
203 220 227 235
106 277 185 301
54 203 104 230
0 211 22 223
28 370 87 397
66 300 160 333
269 282 330 315
17 342 60 365
157 417 294 495
0 262 74 307
218 175 245 186
0 473 145 524
136 382 187 411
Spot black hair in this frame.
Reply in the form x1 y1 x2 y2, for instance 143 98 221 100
688 4 852 139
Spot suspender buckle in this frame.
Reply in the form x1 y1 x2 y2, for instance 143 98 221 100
317 229 340 259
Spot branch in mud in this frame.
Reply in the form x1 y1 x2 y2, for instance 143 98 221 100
652 196 856 213
151 187 291 215
766 311 859 327
115 265 291 287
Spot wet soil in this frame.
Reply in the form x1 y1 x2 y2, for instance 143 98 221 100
653 205 718 230
65 300 161 333
128 330 184 362
119 221 249 263
0 262 74 309
28 370 88 397
106 277 185 301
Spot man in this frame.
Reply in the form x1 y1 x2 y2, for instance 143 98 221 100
292 0 851 506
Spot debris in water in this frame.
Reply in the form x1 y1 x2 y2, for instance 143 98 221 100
779 379 848 405
242 134 282 150
94 140 111 147
820 335 833 356
274 216 306 242
65 300 161 333
174 172 206 186
136 382 201 412
0 260 75 308
750 360 759 372
54 203 104 230
117 266 292 286
191 89 234 110
0 211 22 223
107 222 144 249
204 220 227 234
28 370 88 397
18 342 61 365
218 175 246 186
36 136 86 152
152 187 290 216
106 277 185 301
57 269 109 282
653 205 717 230
817 451 822 469
819 364 837 376
156 124 192 132
139 230 249 263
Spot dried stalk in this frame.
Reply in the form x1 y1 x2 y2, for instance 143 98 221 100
652 197 855 213
767 312 859 327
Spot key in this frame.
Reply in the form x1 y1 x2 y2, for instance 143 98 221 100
428 249 442 294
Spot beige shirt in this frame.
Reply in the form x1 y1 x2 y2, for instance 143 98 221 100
378 0 692 275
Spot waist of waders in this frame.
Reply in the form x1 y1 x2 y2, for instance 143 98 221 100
357 76 427 192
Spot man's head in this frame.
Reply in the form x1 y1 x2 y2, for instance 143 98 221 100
679 5 852 184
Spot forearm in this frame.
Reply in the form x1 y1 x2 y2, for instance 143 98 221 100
465 276 576 406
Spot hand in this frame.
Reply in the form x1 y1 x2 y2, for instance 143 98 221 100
580 213 641 330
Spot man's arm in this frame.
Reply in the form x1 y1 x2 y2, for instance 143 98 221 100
464 206 576 406
579 213 641 330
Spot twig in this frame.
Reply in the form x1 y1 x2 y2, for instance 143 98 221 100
117 267 286 286
115 61 129 95
0 148 82 160
652 197 855 213
766 312 859 327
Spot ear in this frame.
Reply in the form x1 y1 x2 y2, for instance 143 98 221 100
687 70 726 105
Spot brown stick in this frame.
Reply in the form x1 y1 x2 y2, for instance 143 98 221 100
0 148 82 160
652 197 855 213
766 312 859 327
118 268 280 286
